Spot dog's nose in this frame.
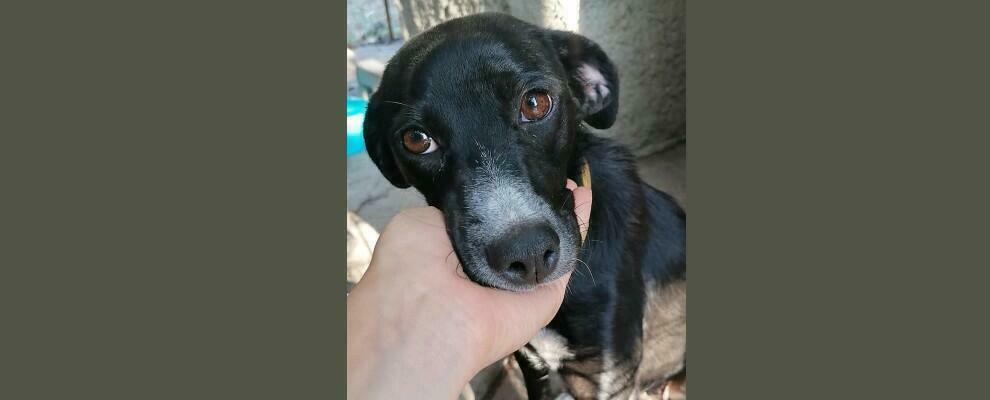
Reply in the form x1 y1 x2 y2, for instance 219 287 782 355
486 222 560 285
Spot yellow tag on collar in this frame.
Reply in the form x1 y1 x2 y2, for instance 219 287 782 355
579 160 592 190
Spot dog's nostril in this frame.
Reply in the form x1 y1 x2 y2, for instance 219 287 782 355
508 261 527 275
543 249 558 268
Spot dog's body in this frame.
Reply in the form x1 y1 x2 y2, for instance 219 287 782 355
363 13 686 399
517 134 687 400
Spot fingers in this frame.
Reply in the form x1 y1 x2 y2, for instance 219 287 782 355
479 270 572 364
565 179 593 242
572 186 592 239
566 179 578 190
533 270 571 325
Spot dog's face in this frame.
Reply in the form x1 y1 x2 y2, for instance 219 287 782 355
364 13 618 291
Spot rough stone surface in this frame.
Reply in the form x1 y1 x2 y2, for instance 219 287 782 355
347 151 427 231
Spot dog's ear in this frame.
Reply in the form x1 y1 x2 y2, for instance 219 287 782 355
545 30 619 129
362 93 410 188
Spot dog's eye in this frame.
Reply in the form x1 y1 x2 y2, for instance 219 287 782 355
402 130 438 154
520 90 552 122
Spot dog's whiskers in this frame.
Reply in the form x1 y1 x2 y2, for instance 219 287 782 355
575 258 596 286
571 262 587 279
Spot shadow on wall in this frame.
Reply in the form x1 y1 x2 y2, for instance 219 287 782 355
396 0 686 157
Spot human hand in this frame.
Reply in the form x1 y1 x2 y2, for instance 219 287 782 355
347 179 592 400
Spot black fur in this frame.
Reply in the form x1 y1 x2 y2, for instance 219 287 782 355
363 13 686 399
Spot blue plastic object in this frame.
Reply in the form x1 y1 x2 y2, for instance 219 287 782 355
347 97 368 156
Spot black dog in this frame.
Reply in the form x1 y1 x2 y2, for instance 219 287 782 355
363 13 686 399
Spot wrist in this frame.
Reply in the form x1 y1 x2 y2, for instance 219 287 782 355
348 279 483 399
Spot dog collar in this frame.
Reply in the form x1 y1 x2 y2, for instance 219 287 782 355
579 160 592 190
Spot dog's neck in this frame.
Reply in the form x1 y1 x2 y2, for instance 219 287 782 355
568 129 646 247
571 128 600 190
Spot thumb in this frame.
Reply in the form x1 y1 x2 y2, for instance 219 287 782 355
566 179 593 242
478 269 572 367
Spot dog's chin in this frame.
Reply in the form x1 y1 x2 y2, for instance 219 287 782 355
463 259 577 293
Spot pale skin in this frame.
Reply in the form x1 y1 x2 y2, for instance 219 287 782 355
347 179 592 400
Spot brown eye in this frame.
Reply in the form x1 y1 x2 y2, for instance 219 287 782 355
402 130 438 154
520 90 552 122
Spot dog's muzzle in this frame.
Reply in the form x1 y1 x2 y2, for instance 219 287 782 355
485 221 561 285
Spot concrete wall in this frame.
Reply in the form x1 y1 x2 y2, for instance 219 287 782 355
578 0 685 156
347 0 405 45
395 0 685 156
397 0 508 38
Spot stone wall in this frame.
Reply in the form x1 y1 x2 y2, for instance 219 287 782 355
395 0 685 156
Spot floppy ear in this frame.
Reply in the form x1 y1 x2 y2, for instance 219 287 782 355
545 30 619 129
362 93 410 188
